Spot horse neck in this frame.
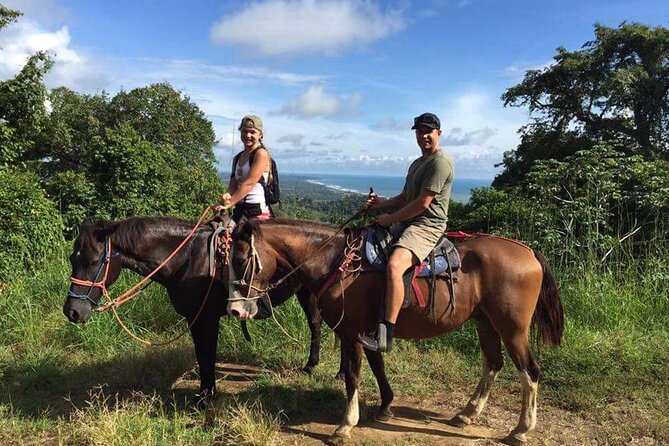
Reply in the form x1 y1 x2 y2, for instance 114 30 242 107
112 217 210 283
261 220 346 286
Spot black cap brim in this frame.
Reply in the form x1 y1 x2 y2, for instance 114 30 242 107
411 123 439 130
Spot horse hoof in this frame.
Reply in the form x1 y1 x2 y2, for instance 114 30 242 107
501 434 526 446
334 370 345 380
301 365 314 375
327 433 348 445
327 437 345 446
374 407 393 422
446 414 470 428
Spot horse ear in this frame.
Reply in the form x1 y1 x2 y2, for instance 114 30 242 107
91 220 117 242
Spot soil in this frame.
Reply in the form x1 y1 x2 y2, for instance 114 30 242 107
172 363 664 446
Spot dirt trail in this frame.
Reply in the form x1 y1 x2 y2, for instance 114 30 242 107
172 363 661 446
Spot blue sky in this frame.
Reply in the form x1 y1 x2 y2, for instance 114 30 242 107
2 0 668 178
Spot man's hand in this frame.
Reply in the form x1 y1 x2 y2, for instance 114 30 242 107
376 214 393 227
364 191 379 210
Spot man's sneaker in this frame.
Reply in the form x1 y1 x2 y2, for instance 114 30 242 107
358 321 393 352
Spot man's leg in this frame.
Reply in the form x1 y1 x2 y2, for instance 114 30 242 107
385 247 416 323
359 247 417 352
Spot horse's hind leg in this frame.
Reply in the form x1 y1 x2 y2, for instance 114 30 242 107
501 332 540 446
450 316 503 427
364 348 394 421
332 337 363 441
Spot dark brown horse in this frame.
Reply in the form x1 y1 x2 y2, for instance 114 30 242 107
226 219 564 445
63 216 330 400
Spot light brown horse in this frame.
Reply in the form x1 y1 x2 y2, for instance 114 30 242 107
226 218 564 445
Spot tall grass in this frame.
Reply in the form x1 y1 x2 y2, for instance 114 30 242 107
1 220 668 444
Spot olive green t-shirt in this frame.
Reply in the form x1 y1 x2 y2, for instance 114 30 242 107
402 150 455 229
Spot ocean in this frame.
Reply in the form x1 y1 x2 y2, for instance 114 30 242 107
284 173 490 203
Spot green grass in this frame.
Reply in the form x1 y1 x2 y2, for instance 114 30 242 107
1 242 668 445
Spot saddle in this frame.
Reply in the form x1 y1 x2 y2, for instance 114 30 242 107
363 225 460 315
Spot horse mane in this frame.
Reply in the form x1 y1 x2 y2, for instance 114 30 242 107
235 218 339 240
77 216 198 253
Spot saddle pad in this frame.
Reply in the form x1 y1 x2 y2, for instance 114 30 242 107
364 226 459 276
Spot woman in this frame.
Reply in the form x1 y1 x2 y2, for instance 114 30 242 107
220 115 274 222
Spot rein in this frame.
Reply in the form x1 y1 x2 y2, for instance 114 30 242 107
229 209 367 344
232 208 367 298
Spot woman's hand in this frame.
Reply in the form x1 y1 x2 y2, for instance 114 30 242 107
219 192 232 209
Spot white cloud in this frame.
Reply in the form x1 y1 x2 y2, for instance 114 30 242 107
276 133 305 147
0 18 107 90
503 59 555 80
277 85 362 118
139 58 326 86
210 0 405 56
442 126 496 146
374 117 407 131
2 0 69 24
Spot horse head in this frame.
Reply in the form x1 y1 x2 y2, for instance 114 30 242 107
63 219 123 323
227 219 279 321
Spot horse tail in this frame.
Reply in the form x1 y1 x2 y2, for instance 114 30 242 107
532 250 564 347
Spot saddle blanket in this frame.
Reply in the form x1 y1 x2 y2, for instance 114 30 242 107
364 225 460 276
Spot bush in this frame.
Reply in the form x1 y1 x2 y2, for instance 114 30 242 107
0 167 64 281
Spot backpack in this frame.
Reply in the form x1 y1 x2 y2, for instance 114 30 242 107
231 147 280 205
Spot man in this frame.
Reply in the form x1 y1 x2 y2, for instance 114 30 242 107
360 112 454 352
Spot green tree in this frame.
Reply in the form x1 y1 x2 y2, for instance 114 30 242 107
497 23 669 188
0 7 52 166
39 84 224 224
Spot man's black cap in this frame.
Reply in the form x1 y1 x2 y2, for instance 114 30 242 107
411 112 441 130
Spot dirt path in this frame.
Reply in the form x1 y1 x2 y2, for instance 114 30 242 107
172 363 661 446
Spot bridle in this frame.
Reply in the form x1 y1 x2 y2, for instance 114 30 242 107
68 237 117 308
228 208 367 305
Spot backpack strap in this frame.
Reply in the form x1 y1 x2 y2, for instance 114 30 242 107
230 152 242 181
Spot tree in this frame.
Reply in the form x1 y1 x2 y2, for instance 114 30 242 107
40 84 224 224
497 23 669 188
0 7 52 166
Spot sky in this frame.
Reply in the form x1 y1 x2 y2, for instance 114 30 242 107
1 0 668 179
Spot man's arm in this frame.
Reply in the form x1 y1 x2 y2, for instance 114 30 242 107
367 193 406 211
376 189 436 226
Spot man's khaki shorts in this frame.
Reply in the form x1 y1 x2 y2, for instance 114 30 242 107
394 223 445 263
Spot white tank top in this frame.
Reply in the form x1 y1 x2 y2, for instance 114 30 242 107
234 151 270 212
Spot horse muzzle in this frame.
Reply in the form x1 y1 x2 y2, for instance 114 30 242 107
63 298 94 323
227 292 258 321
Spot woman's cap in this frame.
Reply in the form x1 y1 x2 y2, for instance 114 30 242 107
239 115 263 132
411 112 441 130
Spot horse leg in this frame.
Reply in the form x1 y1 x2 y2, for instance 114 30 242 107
296 288 322 374
500 332 540 446
332 337 363 441
188 315 220 405
450 316 504 427
364 348 394 421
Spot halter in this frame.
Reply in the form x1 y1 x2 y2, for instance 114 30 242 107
228 233 265 302
68 237 117 307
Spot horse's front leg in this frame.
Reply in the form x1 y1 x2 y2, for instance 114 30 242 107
189 314 220 404
331 337 363 442
364 348 394 420
295 288 322 374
